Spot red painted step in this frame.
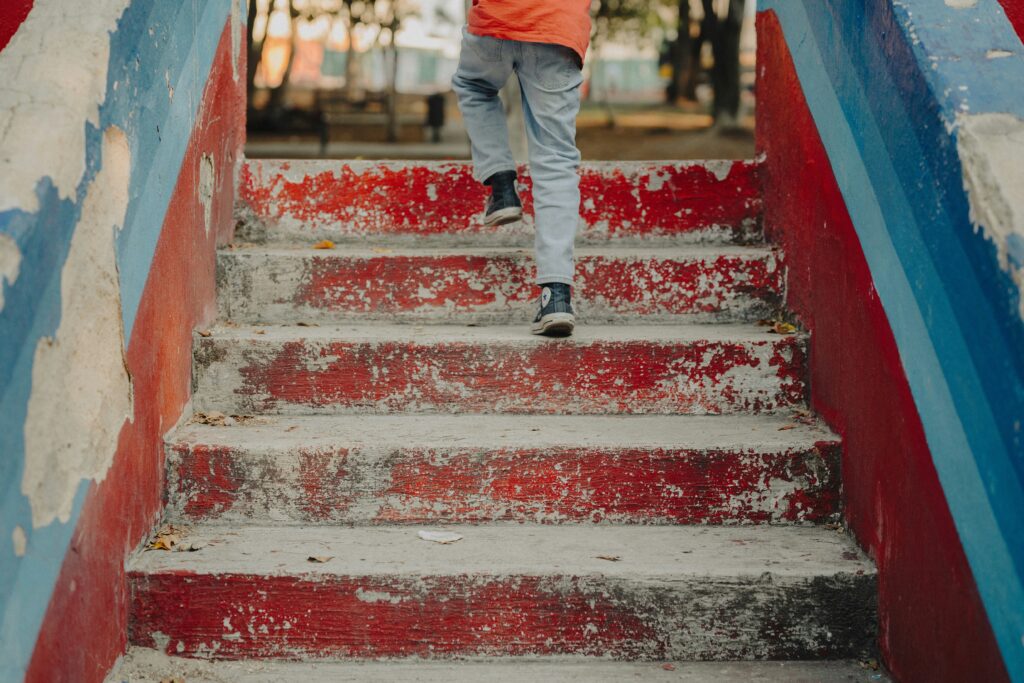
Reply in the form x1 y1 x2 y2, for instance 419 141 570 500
165 415 841 526
236 160 762 246
217 246 782 324
192 325 806 416
127 525 876 661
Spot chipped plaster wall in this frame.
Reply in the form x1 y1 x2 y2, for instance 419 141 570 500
22 126 134 529
0 1 246 681
958 112 1024 320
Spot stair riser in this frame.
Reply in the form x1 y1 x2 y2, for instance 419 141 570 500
128 571 876 661
218 251 782 324
166 442 841 526
236 160 762 246
193 337 806 416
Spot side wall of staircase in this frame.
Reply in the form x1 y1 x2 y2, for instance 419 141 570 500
756 3 1024 682
0 2 248 682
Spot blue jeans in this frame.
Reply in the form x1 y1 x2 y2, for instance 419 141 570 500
452 28 583 286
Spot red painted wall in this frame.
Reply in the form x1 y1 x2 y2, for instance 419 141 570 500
998 0 1024 42
756 12 1009 683
0 0 32 52
23 21 244 683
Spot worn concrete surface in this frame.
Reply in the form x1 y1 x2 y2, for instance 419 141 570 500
166 414 840 525
192 323 806 416
107 647 890 683
127 525 876 661
216 245 783 325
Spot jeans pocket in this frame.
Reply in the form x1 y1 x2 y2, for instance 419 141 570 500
465 31 504 63
530 44 582 91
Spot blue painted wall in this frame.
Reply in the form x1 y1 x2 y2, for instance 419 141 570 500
0 2 238 680
759 0 1024 678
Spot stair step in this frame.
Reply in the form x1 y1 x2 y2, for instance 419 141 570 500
236 160 762 246
193 324 806 416
217 246 782 325
166 415 840 526
109 647 890 682
127 525 876 661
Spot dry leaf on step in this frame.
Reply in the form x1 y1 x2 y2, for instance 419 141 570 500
308 556 334 563
596 555 621 562
771 321 797 335
313 240 335 250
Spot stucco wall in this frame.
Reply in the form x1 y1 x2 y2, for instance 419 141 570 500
0 2 246 681
756 1 1023 681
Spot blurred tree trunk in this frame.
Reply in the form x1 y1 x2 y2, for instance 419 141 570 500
702 0 744 125
665 0 691 104
246 0 261 109
385 41 400 142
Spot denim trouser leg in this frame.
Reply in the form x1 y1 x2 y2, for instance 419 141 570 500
517 44 583 286
451 29 517 184
453 29 582 286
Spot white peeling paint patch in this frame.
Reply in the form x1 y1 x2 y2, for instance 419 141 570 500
957 112 1024 321
944 0 978 7
986 49 1013 59
11 526 26 557
0 0 131 213
199 153 216 236
0 233 21 313
22 127 134 528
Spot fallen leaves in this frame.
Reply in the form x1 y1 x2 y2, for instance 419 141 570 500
860 658 880 671
190 412 264 427
758 318 798 335
595 555 621 562
312 240 335 250
779 408 817 430
197 329 213 338
662 663 676 671
307 555 334 563
147 525 204 552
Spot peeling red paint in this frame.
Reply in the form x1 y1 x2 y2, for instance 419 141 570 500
758 12 1008 683
129 572 662 659
214 335 806 415
174 445 241 519
237 160 762 244
127 567 870 660
166 439 840 525
268 250 781 320
377 445 839 524
296 448 351 521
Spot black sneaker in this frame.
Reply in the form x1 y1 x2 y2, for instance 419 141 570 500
483 170 523 226
532 283 575 337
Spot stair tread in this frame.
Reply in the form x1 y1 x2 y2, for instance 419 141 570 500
170 413 836 451
220 245 776 258
130 524 872 579
201 322 798 343
109 648 889 682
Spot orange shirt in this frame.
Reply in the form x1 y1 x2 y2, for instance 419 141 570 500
468 0 592 61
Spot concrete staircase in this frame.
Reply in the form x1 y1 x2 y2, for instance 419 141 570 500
118 160 879 680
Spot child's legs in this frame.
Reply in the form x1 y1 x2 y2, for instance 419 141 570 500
515 44 584 286
452 28 517 183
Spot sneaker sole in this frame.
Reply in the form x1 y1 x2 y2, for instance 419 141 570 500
531 313 576 337
483 206 523 227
